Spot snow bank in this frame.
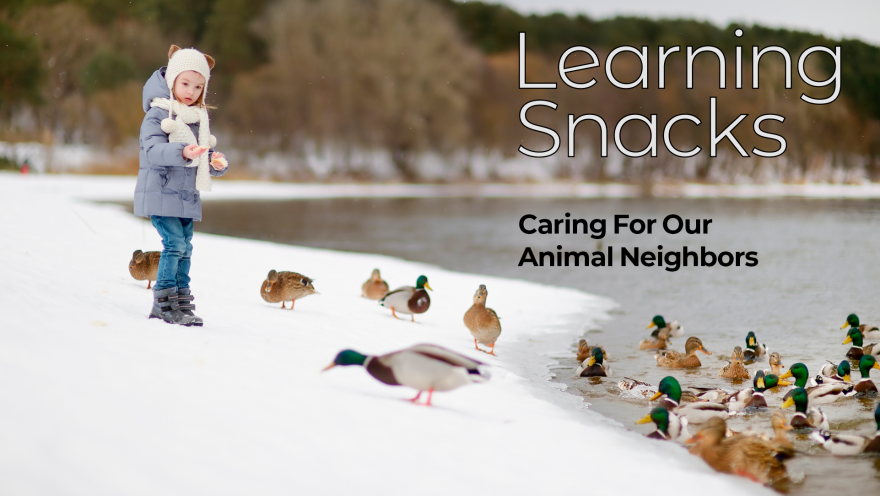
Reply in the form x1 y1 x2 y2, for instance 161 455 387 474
0 173 775 495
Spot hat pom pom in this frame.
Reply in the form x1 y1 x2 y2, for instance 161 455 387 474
209 135 217 148
160 118 177 134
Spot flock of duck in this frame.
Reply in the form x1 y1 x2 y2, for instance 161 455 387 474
574 314 880 485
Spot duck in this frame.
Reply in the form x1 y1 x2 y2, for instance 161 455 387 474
814 360 851 385
759 352 785 376
725 371 774 412
770 411 796 458
618 377 700 402
780 362 856 404
854 354 880 395
650 376 729 423
686 417 790 485
361 269 389 300
655 337 711 368
463 285 502 356
647 315 684 338
128 250 160 289
781 387 829 431
261 270 317 309
639 328 670 350
577 339 608 361
718 347 751 379
811 401 880 455
380 275 432 322
576 347 610 377
841 313 880 339
637 406 691 442
842 328 880 360
322 344 488 406
742 331 767 364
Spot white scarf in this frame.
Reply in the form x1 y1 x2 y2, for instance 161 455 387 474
150 97 215 192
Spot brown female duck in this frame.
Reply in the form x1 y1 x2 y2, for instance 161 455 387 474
260 270 317 310
655 337 711 368
577 339 608 361
718 346 751 379
129 250 161 289
687 417 790 485
639 329 670 350
463 285 502 356
361 269 390 300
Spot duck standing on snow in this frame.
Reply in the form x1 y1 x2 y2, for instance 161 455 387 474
854 354 880 395
780 363 856 404
811 402 880 455
842 328 880 360
649 376 728 423
655 337 711 368
576 347 610 377
129 250 161 289
261 270 317 310
718 346 751 379
322 344 488 406
463 284 502 356
647 315 683 338
686 417 790 485
742 331 767 364
639 328 670 350
361 269 389 300
380 275 431 322
841 313 880 339
781 387 829 431
637 406 691 442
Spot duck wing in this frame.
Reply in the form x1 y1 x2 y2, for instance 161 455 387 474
404 344 486 374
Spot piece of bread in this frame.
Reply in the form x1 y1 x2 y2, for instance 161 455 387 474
211 156 228 168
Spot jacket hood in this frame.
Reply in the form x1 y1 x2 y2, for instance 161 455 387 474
143 67 170 113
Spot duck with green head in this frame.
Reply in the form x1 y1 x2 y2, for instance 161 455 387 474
647 315 684 338
322 344 488 406
841 313 880 339
576 347 610 377
650 376 729 423
637 406 691 442
811 402 880 455
725 370 779 411
742 331 767 364
781 387 829 430
815 360 851 385
380 275 432 322
854 354 880 395
780 362 855 404
842 328 880 360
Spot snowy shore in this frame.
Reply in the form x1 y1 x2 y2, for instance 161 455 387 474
0 173 775 495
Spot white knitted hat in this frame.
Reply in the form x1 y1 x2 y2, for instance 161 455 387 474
165 46 214 106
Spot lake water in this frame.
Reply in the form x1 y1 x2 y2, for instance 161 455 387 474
192 196 880 493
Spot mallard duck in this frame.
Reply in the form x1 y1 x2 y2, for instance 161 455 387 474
781 387 829 430
759 352 785 376
742 331 767 364
780 362 856 404
576 347 610 377
637 406 691 442
655 337 710 368
811 402 880 455
687 417 790 485
261 270 317 309
463 285 502 356
380 275 431 321
618 377 699 402
577 339 608 361
322 344 488 406
129 250 160 289
854 354 880 395
725 371 770 412
841 313 880 339
639 328 670 350
648 315 684 338
814 360 851 385
719 347 751 379
842 328 880 360
361 269 389 300
650 376 729 423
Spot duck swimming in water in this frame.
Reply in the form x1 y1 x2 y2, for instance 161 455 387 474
576 347 610 377
647 315 684 338
811 401 880 455
656 337 711 368
780 362 856 404
650 376 729 423
742 331 767 364
718 346 751 379
841 313 880 339
781 387 829 431
854 354 880 395
814 360 851 385
842 328 880 360
637 406 691 443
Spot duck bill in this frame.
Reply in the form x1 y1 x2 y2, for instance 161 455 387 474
748 337 756 347
424 282 433 291
699 347 711 355
781 397 795 409
649 391 664 401
874 363 880 370
843 374 851 382
777 379 792 387
636 414 653 424
757 377 765 389
841 322 849 329
842 335 853 344
779 370 794 380
586 357 596 367
646 322 656 329
684 433 702 444
265 282 273 292
321 363 337 372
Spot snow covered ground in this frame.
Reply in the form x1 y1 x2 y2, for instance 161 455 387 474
0 173 776 496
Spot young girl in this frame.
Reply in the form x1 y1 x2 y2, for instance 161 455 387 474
134 46 229 326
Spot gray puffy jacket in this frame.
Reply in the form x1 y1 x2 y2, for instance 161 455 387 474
133 67 227 221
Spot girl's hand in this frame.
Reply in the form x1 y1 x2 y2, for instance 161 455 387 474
211 151 228 170
183 144 208 160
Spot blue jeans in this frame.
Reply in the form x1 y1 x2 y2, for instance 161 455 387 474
151 216 194 291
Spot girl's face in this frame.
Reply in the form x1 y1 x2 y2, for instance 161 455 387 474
173 70 206 106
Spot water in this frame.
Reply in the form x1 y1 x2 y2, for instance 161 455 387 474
191 197 880 493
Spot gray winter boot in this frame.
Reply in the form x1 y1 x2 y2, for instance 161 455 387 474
176 288 204 326
149 287 198 326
